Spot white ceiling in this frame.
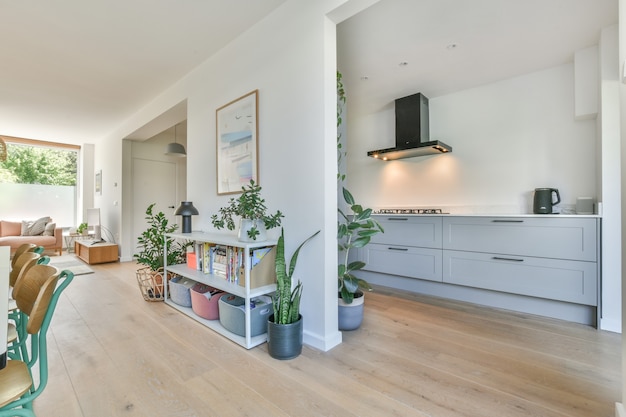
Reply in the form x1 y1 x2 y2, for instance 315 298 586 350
338 0 618 115
0 0 618 145
0 0 287 144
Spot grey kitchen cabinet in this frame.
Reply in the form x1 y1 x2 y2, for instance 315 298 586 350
442 216 597 262
361 244 442 282
358 215 601 326
442 250 597 305
442 216 598 306
359 216 442 282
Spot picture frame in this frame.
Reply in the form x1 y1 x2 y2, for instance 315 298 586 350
216 90 259 195
95 170 102 195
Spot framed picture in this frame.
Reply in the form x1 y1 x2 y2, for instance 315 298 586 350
216 90 259 195
95 170 102 195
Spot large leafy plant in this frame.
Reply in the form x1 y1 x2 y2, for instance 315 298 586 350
272 228 320 325
336 71 384 304
337 187 384 304
211 180 283 240
134 203 190 271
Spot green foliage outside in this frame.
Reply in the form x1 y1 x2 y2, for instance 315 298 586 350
0 143 77 185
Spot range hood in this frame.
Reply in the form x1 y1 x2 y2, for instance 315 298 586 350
367 93 452 161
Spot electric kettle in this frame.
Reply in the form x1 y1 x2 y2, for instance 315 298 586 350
533 188 561 214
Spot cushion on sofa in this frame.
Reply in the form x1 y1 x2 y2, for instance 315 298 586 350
43 222 56 236
21 216 51 236
0 221 21 237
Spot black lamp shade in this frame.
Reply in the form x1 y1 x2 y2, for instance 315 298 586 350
175 201 198 233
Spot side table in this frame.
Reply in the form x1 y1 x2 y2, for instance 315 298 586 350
75 241 118 265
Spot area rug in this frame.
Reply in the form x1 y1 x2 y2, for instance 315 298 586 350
48 254 94 276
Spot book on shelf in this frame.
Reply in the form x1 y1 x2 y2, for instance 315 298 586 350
194 243 203 271
202 242 215 274
251 247 272 268
186 241 276 287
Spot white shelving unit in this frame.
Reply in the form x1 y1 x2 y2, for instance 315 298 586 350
163 231 277 349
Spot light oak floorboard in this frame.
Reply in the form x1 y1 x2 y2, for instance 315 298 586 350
28 260 620 417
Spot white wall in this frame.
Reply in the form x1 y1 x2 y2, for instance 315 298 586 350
347 64 597 214
599 25 622 333
95 0 363 352
619 0 626 413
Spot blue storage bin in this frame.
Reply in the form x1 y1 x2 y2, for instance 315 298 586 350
169 276 195 307
218 294 272 337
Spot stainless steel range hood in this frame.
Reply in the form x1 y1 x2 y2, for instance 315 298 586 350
367 93 452 161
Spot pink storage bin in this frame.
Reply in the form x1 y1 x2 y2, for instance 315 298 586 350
190 283 224 320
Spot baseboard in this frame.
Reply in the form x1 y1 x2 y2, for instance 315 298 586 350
304 329 342 352
601 317 622 333
616 402 625 417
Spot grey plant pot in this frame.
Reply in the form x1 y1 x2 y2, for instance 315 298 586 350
267 314 303 360
338 292 364 331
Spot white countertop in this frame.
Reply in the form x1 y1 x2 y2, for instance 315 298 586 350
372 213 600 218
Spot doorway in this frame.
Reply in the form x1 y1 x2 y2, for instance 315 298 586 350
132 158 178 256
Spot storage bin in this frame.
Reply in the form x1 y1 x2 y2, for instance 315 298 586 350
169 276 195 307
190 283 224 320
218 294 272 337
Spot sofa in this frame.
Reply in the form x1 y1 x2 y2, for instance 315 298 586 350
0 218 63 255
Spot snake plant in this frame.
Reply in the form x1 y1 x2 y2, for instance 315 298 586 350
272 228 320 325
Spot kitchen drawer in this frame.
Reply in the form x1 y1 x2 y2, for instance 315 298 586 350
442 217 597 261
371 215 442 248
442 250 597 305
359 243 442 282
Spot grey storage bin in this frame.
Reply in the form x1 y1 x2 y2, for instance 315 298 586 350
169 276 195 307
218 294 272 337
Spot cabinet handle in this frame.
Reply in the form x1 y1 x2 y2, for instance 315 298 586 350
387 217 409 221
491 220 523 223
492 256 524 262
387 247 408 251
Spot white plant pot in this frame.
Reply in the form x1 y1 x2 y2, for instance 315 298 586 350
338 292 365 331
238 219 267 242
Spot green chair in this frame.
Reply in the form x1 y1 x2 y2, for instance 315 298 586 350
0 266 74 416
6 253 43 361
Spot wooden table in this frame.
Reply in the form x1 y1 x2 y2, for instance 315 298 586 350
74 241 118 265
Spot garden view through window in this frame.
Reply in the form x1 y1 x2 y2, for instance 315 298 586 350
0 137 78 228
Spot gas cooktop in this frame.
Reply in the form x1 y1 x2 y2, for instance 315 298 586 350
373 208 448 215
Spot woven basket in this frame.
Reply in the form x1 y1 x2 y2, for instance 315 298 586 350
136 267 172 302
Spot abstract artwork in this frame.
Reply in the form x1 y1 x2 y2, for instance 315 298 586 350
216 90 258 195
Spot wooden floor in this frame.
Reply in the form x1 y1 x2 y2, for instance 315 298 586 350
32 259 620 417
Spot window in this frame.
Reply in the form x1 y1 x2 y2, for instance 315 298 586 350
0 136 79 228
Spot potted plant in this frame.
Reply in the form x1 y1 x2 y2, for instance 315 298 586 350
336 71 384 330
267 228 319 360
134 203 191 301
76 222 88 235
211 179 283 242
337 187 383 330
